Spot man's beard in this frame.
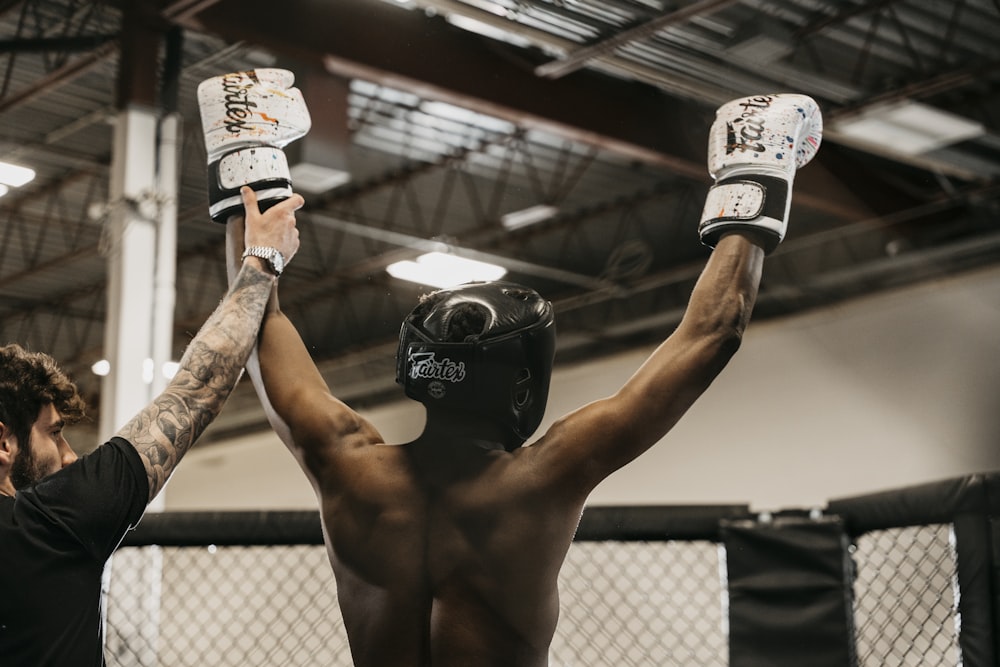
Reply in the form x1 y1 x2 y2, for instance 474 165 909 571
10 436 44 490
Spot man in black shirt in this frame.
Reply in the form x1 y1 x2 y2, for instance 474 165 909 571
0 186 301 666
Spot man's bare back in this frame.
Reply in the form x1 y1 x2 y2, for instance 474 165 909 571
318 436 584 667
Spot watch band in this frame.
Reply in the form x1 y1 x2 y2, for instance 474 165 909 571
241 246 285 276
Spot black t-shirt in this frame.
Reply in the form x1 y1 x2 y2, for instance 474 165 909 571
0 436 149 666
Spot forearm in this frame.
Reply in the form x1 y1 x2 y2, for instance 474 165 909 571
680 233 764 344
257 306 330 422
118 262 276 502
624 235 763 440
225 216 296 445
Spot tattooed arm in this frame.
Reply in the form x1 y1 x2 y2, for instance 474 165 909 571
116 187 302 503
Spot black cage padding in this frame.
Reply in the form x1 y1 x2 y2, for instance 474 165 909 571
953 513 998 667
123 510 325 547
575 504 751 541
723 516 856 667
123 505 753 548
993 516 1000 664
826 473 1000 536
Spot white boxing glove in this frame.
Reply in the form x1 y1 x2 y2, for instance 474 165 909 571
698 93 822 253
198 68 312 223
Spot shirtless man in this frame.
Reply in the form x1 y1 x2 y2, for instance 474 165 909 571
221 89 822 666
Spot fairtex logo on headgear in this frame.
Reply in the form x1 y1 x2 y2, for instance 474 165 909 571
725 95 774 156
221 72 261 135
407 351 467 383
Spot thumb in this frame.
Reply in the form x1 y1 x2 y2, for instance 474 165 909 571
240 186 261 218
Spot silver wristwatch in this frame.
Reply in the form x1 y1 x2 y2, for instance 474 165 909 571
241 246 285 276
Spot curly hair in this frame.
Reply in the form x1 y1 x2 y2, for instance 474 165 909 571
0 343 86 448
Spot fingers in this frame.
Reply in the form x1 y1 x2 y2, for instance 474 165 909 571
241 189 304 268
239 187 303 217
274 191 304 213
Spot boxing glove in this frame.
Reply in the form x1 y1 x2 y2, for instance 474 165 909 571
698 93 822 253
198 68 312 223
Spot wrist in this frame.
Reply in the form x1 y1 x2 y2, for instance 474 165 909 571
242 246 285 276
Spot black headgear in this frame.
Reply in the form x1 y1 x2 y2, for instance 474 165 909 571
396 281 556 450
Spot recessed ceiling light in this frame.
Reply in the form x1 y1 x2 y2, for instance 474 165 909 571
0 161 35 187
386 251 507 288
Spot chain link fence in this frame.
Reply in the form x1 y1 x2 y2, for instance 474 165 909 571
106 545 347 666
852 524 961 667
106 539 727 667
551 541 726 667
104 486 989 667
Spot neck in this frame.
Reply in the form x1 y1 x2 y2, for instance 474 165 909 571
420 411 509 450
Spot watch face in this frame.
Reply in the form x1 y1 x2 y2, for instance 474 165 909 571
271 251 284 274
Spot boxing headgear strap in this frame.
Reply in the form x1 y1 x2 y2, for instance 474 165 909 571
395 282 556 450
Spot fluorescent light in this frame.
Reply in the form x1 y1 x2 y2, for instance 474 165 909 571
288 163 351 194
0 161 35 187
386 251 507 288
445 14 532 48
0 184 8 198
501 204 558 230
831 101 984 156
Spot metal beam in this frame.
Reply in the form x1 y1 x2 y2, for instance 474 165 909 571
0 34 118 53
0 40 116 113
170 0 875 222
534 0 742 79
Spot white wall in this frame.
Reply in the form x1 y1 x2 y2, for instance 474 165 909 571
164 265 1000 513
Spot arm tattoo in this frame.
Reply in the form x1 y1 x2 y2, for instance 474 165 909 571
118 265 274 503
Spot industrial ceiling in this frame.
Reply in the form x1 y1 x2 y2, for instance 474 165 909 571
1 0 998 446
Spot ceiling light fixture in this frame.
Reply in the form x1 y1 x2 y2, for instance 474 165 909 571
830 101 985 156
501 204 558 230
0 161 35 187
386 251 507 288
288 163 351 194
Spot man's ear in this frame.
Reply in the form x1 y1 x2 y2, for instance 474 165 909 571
0 421 12 466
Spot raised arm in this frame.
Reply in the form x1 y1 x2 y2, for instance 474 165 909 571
117 188 301 503
225 211 382 488
541 233 763 482
537 94 823 489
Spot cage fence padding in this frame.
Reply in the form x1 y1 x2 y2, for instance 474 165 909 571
103 472 999 667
